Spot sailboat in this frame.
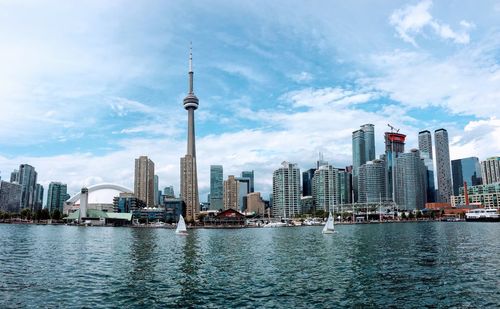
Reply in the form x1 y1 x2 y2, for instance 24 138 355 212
176 214 188 235
322 211 335 234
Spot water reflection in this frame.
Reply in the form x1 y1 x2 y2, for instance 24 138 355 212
176 231 201 307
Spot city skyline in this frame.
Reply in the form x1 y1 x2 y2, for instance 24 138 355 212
1 1 500 200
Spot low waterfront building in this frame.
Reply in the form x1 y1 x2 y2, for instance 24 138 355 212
65 209 132 226
162 197 185 223
113 193 146 213
203 208 246 226
64 183 132 215
133 207 166 222
451 183 500 208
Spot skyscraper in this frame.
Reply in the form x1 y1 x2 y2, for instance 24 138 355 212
210 165 223 210
384 132 406 202
358 159 386 204
46 182 69 213
421 152 436 203
272 162 301 218
180 47 200 222
0 181 22 213
312 164 338 213
434 129 452 203
395 149 427 210
418 130 433 159
361 124 376 162
352 124 376 202
154 175 159 206
302 168 316 197
134 156 155 207
10 169 19 183
241 170 255 193
223 175 239 211
18 164 37 211
337 168 352 205
480 157 500 184
236 177 250 212
34 184 44 212
163 186 175 198
451 157 482 195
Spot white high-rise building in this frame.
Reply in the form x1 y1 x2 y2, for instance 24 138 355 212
480 157 500 184
272 162 301 218
312 164 338 213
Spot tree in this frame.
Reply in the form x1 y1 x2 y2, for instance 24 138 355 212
416 210 422 219
401 212 407 220
430 211 436 220
20 208 32 220
51 209 61 221
40 208 50 220
408 211 415 219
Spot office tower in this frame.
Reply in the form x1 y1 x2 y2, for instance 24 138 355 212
434 129 453 203
421 152 436 203
0 181 22 213
302 168 316 197
164 186 175 198
418 130 433 159
236 177 250 212
113 193 146 213
480 157 500 184
241 170 255 193
272 161 301 218
210 165 223 210
10 169 19 183
134 156 155 207
223 175 239 211
180 47 200 222
154 175 159 206
312 164 338 213
361 124 376 162
337 169 352 205
246 192 265 216
18 164 38 211
384 132 406 203
451 157 482 196
34 184 44 212
46 182 69 213
358 160 386 204
352 129 365 202
395 149 427 210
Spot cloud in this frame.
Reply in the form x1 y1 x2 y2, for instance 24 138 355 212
390 0 474 46
290 71 313 83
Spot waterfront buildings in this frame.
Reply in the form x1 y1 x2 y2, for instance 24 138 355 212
246 192 265 216
134 156 155 207
46 182 70 213
385 132 406 203
236 177 250 212
272 161 301 218
154 175 159 206
300 196 314 214
421 152 436 203
162 197 184 222
480 157 500 184
302 168 316 197
210 165 223 210
34 184 44 212
337 168 352 205
223 175 239 211
395 149 426 210
358 159 386 204
352 124 376 203
113 193 145 213
434 129 453 203
180 48 200 222
451 183 500 208
451 157 482 195
241 170 255 193
418 130 433 159
312 164 338 212
0 181 22 213
18 164 38 211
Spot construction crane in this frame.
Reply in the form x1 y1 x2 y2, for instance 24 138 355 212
387 123 400 133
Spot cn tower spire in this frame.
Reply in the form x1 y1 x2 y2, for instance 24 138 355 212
189 42 194 94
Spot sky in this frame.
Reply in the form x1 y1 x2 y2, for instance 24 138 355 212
1 0 500 201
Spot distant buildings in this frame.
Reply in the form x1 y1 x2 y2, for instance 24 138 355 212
312 164 338 213
337 168 352 205
241 170 255 193
223 175 239 211
34 184 44 212
451 183 500 208
210 165 223 210
302 168 316 197
434 129 453 202
480 157 500 184
46 182 70 213
113 192 145 213
272 161 301 218
358 159 386 204
18 164 38 211
0 181 22 213
154 174 159 206
418 130 433 159
384 132 406 202
246 192 265 215
452 157 482 195
395 149 426 210
134 156 155 207
163 186 175 198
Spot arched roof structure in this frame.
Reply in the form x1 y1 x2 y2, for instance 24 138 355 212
67 183 133 204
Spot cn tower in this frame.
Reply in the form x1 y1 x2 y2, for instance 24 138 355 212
180 45 200 222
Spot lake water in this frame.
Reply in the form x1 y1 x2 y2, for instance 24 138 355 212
0 222 498 308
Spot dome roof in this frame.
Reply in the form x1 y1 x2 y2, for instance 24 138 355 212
67 183 133 205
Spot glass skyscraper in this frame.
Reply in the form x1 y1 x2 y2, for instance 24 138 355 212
434 129 453 203
18 164 37 211
352 124 376 202
358 159 386 204
241 170 254 193
451 157 482 196
395 149 426 210
210 165 223 210
46 182 70 213
302 168 316 197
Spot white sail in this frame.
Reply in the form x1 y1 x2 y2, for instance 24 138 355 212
322 211 335 234
176 215 187 234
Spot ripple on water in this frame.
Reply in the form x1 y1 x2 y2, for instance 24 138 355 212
0 223 498 308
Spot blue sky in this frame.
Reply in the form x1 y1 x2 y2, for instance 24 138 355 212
1 0 499 200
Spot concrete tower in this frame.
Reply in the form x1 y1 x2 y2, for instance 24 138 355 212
418 130 433 159
434 129 452 203
180 46 200 222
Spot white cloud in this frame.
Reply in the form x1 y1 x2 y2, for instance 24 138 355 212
290 71 313 83
390 0 474 46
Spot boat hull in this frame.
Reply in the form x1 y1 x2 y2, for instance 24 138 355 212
465 217 500 222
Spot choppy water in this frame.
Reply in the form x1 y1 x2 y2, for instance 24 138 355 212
0 222 498 308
